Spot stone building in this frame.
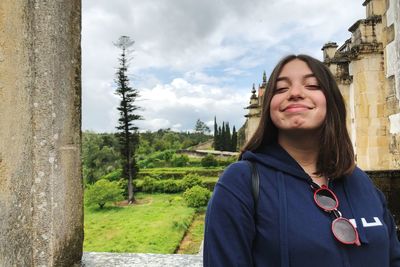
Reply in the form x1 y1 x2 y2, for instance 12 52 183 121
322 0 400 171
244 71 267 142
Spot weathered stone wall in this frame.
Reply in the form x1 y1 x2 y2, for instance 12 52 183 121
322 0 400 172
245 116 260 143
386 0 400 169
0 1 82 266
351 53 390 170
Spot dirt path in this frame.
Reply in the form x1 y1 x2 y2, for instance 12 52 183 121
176 211 206 254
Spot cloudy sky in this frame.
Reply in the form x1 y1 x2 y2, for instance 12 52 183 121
82 0 365 133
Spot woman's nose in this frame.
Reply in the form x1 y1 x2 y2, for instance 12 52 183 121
287 83 305 100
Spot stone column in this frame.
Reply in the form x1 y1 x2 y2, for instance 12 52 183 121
0 1 83 266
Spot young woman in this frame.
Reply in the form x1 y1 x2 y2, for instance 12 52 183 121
203 54 400 267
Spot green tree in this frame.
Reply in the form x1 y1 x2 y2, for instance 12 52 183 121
85 179 124 209
231 126 238 152
201 154 218 167
213 116 218 150
114 35 141 203
82 132 121 185
220 122 225 150
224 122 231 151
171 154 189 167
194 119 211 134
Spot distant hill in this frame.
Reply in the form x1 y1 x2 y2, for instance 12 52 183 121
187 139 213 150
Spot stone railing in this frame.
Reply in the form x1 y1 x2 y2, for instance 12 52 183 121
81 252 202 267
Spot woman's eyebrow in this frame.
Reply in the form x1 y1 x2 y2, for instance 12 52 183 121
276 73 315 82
276 76 289 82
303 73 315 79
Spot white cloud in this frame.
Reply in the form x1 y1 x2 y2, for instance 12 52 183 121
135 78 248 132
82 0 365 133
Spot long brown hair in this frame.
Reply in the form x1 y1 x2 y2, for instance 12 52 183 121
240 54 355 179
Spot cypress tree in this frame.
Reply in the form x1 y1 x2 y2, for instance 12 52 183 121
220 121 226 150
231 126 237 152
213 116 218 150
217 125 223 151
225 122 231 151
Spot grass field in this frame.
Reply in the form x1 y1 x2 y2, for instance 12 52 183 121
84 193 198 253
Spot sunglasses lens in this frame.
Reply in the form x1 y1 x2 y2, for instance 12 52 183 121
332 218 357 243
315 189 337 210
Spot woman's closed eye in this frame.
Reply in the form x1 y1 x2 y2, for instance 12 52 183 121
305 84 321 90
274 87 289 93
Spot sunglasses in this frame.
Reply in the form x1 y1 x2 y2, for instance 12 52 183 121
313 185 361 246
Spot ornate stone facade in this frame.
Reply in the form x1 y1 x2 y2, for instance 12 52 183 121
322 0 400 171
244 72 267 142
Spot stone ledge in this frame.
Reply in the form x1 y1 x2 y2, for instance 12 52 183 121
81 252 203 267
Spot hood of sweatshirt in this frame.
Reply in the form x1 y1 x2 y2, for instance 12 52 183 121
242 142 315 183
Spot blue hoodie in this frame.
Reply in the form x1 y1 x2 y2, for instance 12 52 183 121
204 143 400 267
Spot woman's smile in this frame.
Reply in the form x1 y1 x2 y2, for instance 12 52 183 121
281 103 313 113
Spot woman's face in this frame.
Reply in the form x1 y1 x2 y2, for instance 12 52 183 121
270 59 327 134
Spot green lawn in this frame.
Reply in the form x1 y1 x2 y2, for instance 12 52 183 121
84 193 197 253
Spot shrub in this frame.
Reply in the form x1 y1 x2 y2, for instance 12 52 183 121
183 185 211 208
171 154 189 167
135 177 183 193
218 156 237 167
141 176 157 193
85 179 124 208
202 180 218 191
159 179 183 193
201 154 218 167
182 174 203 190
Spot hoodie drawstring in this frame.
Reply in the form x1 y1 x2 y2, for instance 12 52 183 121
277 171 290 267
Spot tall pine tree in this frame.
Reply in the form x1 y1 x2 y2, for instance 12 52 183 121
231 126 237 152
213 116 218 150
225 122 231 151
114 36 141 204
217 125 223 150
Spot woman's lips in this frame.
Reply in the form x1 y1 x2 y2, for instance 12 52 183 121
282 104 312 112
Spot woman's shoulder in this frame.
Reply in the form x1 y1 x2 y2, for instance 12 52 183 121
346 166 384 201
219 161 252 182
347 166 373 184
216 161 256 190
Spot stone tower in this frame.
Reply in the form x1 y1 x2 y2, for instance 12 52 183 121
244 72 267 141
322 0 400 171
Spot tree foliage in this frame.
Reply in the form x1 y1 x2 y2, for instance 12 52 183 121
85 179 124 209
114 35 141 203
194 119 210 134
213 117 238 152
82 132 121 184
201 154 218 167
